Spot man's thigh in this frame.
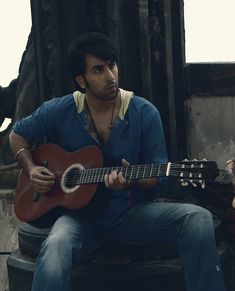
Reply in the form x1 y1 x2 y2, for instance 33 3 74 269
49 212 109 256
111 201 208 249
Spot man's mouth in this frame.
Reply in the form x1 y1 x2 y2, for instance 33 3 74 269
106 83 118 91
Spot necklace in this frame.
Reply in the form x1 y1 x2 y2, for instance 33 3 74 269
84 96 118 144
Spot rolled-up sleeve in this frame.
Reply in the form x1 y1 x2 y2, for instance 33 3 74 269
12 99 57 145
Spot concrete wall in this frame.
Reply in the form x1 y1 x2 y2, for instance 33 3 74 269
187 96 235 169
0 190 20 291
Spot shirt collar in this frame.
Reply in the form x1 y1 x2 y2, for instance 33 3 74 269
73 88 134 120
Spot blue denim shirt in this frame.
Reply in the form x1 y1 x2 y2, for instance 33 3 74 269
13 90 168 226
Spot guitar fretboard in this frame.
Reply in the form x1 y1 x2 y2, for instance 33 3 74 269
78 164 169 184
77 163 195 184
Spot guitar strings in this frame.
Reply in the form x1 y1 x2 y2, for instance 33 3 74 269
51 168 205 178
45 162 212 186
51 169 207 185
50 164 210 179
50 162 209 175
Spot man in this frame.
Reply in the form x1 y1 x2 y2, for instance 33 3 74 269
9 32 226 291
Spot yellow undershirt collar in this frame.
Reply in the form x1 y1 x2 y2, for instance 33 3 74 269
73 88 134 120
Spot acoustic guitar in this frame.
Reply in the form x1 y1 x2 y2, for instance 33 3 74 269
14 143 219 222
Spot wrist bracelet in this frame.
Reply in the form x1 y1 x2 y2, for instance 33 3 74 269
15 147 30 160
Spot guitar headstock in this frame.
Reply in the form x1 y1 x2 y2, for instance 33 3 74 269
171 159 219 188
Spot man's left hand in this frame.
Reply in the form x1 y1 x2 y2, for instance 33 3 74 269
104 159 132 190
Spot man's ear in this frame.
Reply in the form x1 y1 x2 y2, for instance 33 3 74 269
75 76 86 90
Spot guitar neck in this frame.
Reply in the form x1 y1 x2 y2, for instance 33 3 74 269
79 163 170 184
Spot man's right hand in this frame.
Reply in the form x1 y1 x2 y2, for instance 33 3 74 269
29 165 55 193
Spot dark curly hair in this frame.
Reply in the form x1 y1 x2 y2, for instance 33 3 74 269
67 32 118 84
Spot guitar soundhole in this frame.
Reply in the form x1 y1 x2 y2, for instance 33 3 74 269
64 168 80 188
61 163 84 193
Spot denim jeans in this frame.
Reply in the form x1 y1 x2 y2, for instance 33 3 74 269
31 202 226 291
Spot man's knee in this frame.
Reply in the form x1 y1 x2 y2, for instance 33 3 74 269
42 228 82 255
181 204 214 238
184 204 212 219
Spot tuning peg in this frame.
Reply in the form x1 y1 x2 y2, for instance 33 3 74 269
198 180 206 189
193 158 198 161
183 159 189 162
199 181 206 189
180 180 189 187
202 158 207 161
190 180 197 187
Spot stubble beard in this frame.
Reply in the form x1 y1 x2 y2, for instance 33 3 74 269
85 81 119 101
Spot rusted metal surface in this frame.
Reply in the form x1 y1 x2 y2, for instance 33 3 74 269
186 63 235 96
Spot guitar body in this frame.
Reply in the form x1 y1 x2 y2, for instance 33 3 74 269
14 144 103 222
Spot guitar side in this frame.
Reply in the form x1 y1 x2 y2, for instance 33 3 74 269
14 144 103 222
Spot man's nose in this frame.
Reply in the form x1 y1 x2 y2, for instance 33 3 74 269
106 67 115 81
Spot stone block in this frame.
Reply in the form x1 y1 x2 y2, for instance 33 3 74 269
0 189 20 291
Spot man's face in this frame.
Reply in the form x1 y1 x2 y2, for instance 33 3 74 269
77 54 119 101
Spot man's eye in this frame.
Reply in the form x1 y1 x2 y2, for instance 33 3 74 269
94 68 101 73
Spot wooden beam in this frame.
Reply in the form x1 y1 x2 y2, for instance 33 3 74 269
30 0 63 101
138 0 152 101
163 0 178 159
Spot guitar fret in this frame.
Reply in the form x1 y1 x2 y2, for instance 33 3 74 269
143 165 146 178
101 168 105 182
88 169 92 183
130 166 134 180
82 169 87 184
100 168 104 182
93 168 98 183
89 169 93 183
96 169 100 182
85 169 90 183
137 165 140 179
98 169 100 182
88 169 93 183
157 164 161 176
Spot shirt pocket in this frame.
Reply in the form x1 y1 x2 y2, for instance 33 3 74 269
114 138 140 164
